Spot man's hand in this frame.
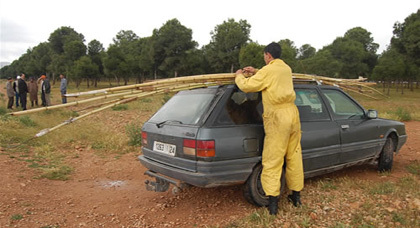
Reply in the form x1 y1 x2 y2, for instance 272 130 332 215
243 66 256 74
235 69 243 75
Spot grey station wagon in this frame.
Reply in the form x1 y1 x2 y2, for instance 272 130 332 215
138 83 407 206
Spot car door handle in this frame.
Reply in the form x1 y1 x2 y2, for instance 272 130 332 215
341 124 350 130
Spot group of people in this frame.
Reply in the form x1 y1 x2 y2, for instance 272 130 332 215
5 74 67 110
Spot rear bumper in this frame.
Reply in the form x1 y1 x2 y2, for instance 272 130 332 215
138 155 260 188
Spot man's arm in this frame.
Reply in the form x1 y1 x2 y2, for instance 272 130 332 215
235 67 268 93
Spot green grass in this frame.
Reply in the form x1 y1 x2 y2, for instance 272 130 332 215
125 122 143 146
348 85 420 121
111 104 129 111
18 115 37 127
406 161 420 176
10 214 23 221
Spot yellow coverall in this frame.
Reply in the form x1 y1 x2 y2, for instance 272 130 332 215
235 59 304 197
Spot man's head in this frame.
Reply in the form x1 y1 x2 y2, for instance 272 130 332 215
263 42 282 64
20 73 25 80
60 74 65 79
8 77 12 82
40 75 46 80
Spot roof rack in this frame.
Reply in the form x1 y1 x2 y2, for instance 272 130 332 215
292 78 322 85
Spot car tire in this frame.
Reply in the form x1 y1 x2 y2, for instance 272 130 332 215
378 137 394 172
243 163 286 207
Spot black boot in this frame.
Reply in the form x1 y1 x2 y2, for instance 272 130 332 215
268 196 278 215
288 191 302 207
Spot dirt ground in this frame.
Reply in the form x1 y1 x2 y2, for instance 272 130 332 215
0 121 419 228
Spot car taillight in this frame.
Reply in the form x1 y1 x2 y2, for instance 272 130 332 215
183 139 215 157
183 139 196 156
197 140 215 157
142 132 148 146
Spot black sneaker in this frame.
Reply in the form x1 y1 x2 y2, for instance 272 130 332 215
268 196 278 215
288 191 302 207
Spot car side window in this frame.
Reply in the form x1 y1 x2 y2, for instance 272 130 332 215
216 90 263 125
295 89 331 121
322 89 364 120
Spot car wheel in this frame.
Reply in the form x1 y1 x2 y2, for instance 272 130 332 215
243 163 286 207
378 137 394 172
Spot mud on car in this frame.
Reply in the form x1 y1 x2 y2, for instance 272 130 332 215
138 83 407 206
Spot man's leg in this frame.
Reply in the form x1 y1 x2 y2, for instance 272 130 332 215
261 110 292 215
8 97 14 109
285 110 304 206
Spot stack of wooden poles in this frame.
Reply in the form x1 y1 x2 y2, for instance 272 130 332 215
8 73 385 138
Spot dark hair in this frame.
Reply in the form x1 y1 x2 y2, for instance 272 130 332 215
264 42 282 59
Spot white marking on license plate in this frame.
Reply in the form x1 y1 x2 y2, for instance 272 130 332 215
153 141 176 156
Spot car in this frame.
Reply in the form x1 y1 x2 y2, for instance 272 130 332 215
138 82 407 206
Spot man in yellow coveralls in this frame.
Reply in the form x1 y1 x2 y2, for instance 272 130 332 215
235 42 304 215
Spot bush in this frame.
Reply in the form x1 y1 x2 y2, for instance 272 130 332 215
395 107 411 121
126 123 142 146
0 107 7 115
112 104 128 111
19 116 37 127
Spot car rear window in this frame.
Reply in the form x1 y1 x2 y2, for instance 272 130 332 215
215 90 263 125
149 88 217 125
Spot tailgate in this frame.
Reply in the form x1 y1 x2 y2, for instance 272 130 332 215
142 122 199 172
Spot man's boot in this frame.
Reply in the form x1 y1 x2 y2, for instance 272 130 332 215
288 191 302 207
268 196 278 215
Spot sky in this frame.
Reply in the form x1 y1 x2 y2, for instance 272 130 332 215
0 0 419 63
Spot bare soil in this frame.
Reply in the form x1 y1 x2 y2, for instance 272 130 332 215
0 121 419 228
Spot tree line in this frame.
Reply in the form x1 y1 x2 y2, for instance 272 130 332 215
1 9 419 93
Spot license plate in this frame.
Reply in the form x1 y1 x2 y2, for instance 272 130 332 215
153 141 176 156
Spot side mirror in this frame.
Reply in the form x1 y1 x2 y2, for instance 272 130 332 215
367 109 378 119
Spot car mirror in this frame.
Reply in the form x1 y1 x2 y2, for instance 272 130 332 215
367 109 378 119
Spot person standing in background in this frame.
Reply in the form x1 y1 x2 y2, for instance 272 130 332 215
27 76 39 107
39 75 51 106
13 75 20 108
6 77 14 109
18 73 28 110
60 74 67 104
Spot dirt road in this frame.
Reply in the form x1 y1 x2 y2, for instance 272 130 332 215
1 121 419 227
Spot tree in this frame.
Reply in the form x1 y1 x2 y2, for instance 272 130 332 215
207 18 251 73
48 27 86 83
88 40 105 86
391 9 420 89
239 42 264 69
103 30 141 85
151 19 197 77
138 37 154 81
297 44 316 60
344 27 379 75
48 26 85 54
72 56 99 88
279 39 298 69
372 48 405 94
301 49 342 77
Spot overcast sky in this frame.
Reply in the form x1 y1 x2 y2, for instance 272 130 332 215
0 0 419 63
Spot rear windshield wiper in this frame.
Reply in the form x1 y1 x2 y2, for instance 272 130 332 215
156 120 183 128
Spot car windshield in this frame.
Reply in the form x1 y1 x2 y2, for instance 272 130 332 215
149 88 217 125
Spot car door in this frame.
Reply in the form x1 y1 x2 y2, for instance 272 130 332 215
321 88 380 164
294 87 341 174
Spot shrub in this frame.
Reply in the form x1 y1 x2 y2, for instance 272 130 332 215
112 104 128 111
19 116 37 127
0 107 7 115
395 107 411 121
126 123 142 146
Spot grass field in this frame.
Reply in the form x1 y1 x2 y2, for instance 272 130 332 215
0 79 419 227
